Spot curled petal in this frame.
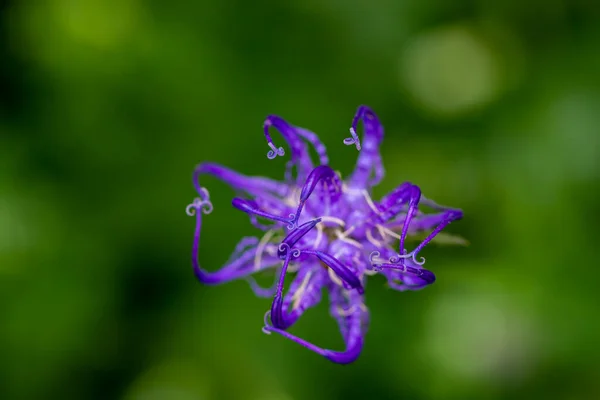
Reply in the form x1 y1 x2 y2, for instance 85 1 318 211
190 208 279 285
302 250 364 294
386 212 453 233
270 250 294 329
418 269 436 284
264 285 366 365
419 195 458 211
375 182 421 225
346 105 385 189
262 322 363 364
245 268 280 298
232 197 293 227
397 185 421 256
225 236 260 265
382 266 436 291
377 263 434 281
248 215 278 231
270 263 325 330
298 166 343 204
263 285 368 364
290 166 343 228
410 210 464 257
233 236 260 253
278 218 321 258
296 127 329 165
193 162 288 200
263 115 313 182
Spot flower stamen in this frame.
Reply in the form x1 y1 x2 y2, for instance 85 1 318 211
314 223 324 249
334 229 363 249
254 229 277 271
318 216 346 227
362 189 381 215
365 229 384 248
291 270 314 310
328 266 345 287
376 224 402 240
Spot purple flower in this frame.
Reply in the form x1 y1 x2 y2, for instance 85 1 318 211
187 105 463 364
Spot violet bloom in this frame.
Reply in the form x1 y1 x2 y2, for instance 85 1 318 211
187 105 463 364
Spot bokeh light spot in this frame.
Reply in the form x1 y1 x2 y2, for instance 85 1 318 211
53 0 141 49
123 360 211 400
425 284 538 384
400 24 501 117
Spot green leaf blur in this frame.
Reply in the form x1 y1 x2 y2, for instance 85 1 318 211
1 0 599 399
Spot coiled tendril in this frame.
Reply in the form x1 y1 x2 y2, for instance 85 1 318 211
267 142 286 160
369 250 426 268
262 310 273 335
343 127 361 150
186 187 213 215
389 251 426 266
278 242 302 259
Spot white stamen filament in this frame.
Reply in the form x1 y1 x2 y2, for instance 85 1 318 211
314 223 324 249
339 225 356 238
291 271 313 310
343 186 363 196
365 229 384 248
369 251 382 263
376 224 403 245
283 188 301 207
341 182 349 194
318 216 346 227
334 229 363 249
362 189 381 215
254 229 276 271
328 266 344 287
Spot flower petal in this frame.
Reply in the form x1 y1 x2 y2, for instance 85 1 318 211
193 162 288 200
263 115 315 183
345 105 385 189
189 201 279 285
263 284 366 364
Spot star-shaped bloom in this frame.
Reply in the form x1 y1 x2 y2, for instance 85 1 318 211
187 105 463 364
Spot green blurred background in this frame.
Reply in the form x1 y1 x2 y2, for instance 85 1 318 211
1 0 600 399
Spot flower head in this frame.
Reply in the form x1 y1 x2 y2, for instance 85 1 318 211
187 105 463 364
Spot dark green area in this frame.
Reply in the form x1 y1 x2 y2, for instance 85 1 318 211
1 0 599 399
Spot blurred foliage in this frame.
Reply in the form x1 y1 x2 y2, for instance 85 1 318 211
1 0 600 399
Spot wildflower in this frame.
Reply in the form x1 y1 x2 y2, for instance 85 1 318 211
187 105 463 364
